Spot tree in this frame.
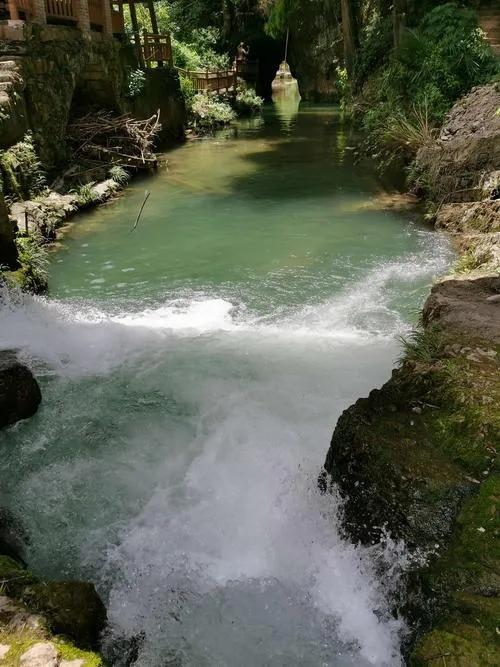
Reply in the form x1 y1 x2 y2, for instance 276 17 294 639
340 0 356 75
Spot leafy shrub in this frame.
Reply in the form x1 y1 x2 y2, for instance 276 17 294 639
179 74 196 110
355 13 393 85
362 2 498 156
74 182 101 208
381 99 437 155
173 34 229 72
0 133 46 201
109 165 130 186
190 93 236 133
399 326 446 365
234 86 264 115
336 66 353 118
127 69 146 98
172 39 202 70
15 233 49 293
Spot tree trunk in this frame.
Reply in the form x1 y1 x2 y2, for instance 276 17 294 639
341 0 356 77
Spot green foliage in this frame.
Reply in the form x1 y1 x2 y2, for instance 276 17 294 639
172 38 202 70
381 99 437 154
127 68 146 98
190 92 236 133
355 13 393 84
336 66 353 118
453 249 482 275
399 326 446 365
179 74 196 109
234 85 264 115
108 165 130 186
74 182 101 208
15 233 49 293
0 133 46 202
172 29 230 71
265 0 299 37
362 3 498 156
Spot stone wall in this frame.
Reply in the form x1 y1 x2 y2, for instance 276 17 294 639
0 23 185 167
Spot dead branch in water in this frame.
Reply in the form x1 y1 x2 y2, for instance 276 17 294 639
67 110 161 170
130 190 151 232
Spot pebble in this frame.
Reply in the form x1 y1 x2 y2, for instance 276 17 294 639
60 661 85 667
0 644 10 659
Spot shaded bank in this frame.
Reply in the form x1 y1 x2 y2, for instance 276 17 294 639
323 84 500 665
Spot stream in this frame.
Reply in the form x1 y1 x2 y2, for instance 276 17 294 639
0 105 453 666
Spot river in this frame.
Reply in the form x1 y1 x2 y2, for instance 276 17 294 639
0 105 453 666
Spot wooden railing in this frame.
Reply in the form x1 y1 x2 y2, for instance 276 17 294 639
235 58 258 81
140 31 172 65
45 0 77 22
177 67 237 93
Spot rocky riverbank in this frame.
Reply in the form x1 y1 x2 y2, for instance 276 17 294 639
323 84 500 664
0 348 107 666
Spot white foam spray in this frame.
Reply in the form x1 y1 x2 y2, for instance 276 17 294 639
0 243 451 666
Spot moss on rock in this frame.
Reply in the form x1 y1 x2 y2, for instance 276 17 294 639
323 326 500 660
22 581 106 650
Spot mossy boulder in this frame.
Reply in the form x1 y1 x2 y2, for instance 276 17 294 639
0 556 37 598
322 326 500 659
22 581 106 650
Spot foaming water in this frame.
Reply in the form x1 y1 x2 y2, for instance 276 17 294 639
0 106 454 666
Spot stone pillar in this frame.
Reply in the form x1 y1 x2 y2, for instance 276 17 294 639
31 0 47 24
75 0 91 32
102 0 113 35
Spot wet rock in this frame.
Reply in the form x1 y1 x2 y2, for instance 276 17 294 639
23 581 107 650
0 555 37 597
0 595 47 637
0 507 29 564
422 277 500 343
0 351 41 429
20 641 59 667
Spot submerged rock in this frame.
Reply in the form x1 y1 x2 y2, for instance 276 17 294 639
0 351 41 429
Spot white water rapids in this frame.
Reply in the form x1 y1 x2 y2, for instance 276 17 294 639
0 239 452 666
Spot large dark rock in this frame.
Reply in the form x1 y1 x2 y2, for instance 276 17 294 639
0 351 41 429
322 326 500 662
22 581 107 650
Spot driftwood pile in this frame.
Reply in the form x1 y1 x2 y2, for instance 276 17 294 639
67 110 161 170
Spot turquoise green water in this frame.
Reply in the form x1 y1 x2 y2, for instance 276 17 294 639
0 105 452 666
